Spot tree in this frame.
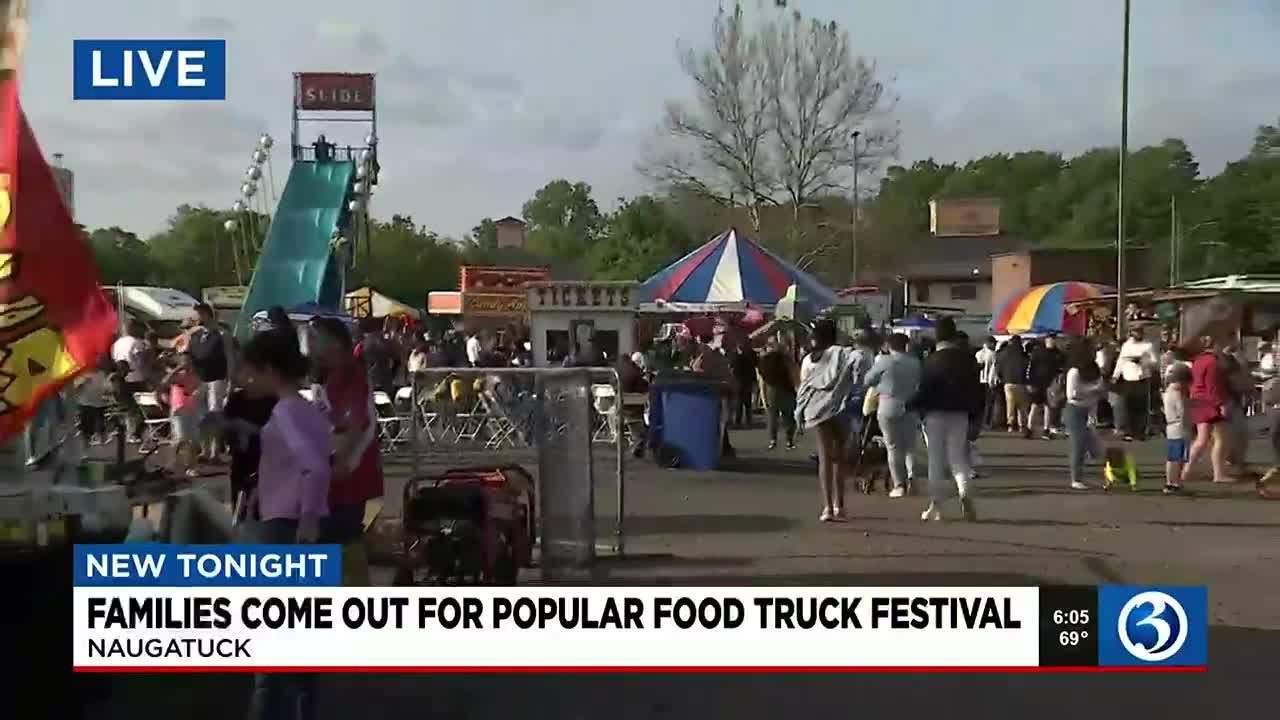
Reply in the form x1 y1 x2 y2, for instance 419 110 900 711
353 214 461 306
589 196 697 281
470 217 498 250
935 151 1065 238
651 4 774 230
851 133 1280 282
88 226 156 286
649 2 898 237
521 179 603 258
861 159 955 268
146 205 259 294
1195 121 1280 274
762 11 897 216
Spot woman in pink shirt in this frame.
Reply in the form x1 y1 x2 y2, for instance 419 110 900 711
241 329 332 720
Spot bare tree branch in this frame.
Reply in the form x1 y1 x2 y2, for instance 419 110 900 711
794 242 837 271
642 4 779 231
765 12 899 211
647 1 899 247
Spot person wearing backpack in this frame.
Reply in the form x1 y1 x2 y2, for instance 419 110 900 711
186 303 231 462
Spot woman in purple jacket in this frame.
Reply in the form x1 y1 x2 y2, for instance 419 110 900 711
240 329 333 720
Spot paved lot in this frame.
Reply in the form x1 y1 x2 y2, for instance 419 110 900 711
81 426 1279 719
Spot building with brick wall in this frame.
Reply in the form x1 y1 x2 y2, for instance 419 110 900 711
495 216 527 249
990 247 1155 313
897 198 1022 320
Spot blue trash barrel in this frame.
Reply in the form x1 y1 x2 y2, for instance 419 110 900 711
650 380 723 470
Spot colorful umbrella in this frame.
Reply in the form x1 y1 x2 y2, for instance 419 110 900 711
990 282 1108 336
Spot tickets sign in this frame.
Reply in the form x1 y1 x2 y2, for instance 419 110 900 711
296 72 374 111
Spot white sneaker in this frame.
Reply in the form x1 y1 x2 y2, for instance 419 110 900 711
832 506 847 521
819 508 834 522
920 503 942 521
1070 481 1089 491
888 486 906 498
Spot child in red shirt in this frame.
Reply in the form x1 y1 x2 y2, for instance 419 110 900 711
164 352 202 478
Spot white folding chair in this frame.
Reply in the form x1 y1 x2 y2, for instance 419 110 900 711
382 387 416 450
455 396 486 443
430 393 465 444
134 392 171 448
373 391 401 450
591 384 619 443
480 392 520 449
420 397 447 443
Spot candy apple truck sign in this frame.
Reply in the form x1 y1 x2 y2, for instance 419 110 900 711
295 72 375 111
462 293 527 316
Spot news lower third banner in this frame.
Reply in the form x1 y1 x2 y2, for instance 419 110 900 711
72 545 1208 672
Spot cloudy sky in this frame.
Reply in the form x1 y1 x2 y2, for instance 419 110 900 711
19 0 1280 238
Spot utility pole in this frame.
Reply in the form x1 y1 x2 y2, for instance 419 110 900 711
1116 0 1132 337
1169 194 1177 286
851 130 861 289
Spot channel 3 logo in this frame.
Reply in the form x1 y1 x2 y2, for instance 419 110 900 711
1098 586 1207 667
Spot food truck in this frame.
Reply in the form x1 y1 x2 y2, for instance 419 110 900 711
201 285 248 327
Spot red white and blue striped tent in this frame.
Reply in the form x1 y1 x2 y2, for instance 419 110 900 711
638 228 841 313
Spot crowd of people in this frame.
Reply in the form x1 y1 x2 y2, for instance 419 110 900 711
82 306 1273 531
788 316 1273 524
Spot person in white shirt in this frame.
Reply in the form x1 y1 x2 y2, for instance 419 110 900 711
465 332 483 367
1064 343 1107 490
110 319 150 442
111 320 149 386
975 336 1000 429
1112 326 1157 440
406 341 430 375
1259 343 1278 375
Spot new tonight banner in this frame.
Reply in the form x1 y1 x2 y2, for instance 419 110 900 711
72 545 1208 672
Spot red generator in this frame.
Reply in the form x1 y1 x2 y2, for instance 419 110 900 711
393 466 536 585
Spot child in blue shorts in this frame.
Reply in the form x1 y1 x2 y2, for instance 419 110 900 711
1162 364 1192 494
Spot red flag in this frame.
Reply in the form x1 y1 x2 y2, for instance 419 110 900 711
0 73 117 440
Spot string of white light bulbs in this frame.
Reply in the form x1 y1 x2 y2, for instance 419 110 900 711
331 134 378 263
222 134 276 285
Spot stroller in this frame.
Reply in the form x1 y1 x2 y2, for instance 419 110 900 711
849 390 891 494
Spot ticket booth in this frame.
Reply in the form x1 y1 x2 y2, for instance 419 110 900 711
527 281 638 367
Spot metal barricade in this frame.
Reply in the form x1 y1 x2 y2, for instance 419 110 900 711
402 367 628 570
535 370 594 578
